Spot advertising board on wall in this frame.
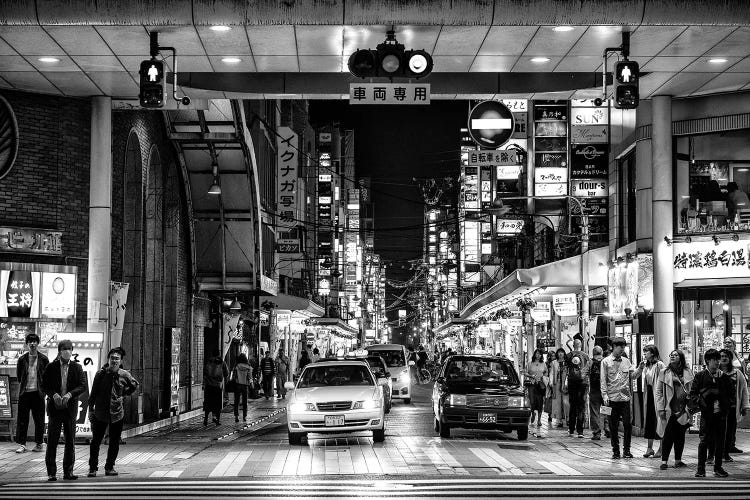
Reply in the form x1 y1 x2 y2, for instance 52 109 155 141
0 269 76 319
553 294 578 316
673 239 750 282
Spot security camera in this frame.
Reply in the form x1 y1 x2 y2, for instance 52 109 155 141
593 98 604 107
180 95 191 106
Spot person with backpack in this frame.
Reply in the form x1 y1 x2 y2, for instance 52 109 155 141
259 350 275 400
203 350 228 426
231 353 253 422
565 352 588 438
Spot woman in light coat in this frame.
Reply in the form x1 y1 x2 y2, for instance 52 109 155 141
633 345 665 458
717 348 750 460
655 349 694 470
548 348 569 428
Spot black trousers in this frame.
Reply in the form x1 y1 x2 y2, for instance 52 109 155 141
698 412 727 470
89 415 124 471
724 409 738 453
661 414 690 462
262 374 273 398
45 411 76 477
568 386 586 435
234 385 248 418
16 391 45 445
608 401 632 453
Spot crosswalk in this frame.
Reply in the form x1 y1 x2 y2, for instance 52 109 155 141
3 478 750 499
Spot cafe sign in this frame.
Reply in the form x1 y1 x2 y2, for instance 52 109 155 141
673 239 750 282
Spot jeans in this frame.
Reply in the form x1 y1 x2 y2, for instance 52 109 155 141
16 391 45 445
608 400 632 453
699 412 727 470
568 386 586 435
46 411 76 477
661 414 690 462
589 393 603 436
234 385 248 418
89 415 124 471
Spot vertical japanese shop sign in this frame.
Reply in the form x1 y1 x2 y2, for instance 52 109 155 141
276 127 298 230
109 282 129 348
170 328 180 410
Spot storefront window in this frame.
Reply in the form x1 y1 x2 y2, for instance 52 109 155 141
675 130 750 234
677 287 750 366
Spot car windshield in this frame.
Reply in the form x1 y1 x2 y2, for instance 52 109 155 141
368 350 405 367
298 365 374 388
444 358 518 384
365 357 387 376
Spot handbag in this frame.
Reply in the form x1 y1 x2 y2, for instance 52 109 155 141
600 405 613 416
676 411 691 426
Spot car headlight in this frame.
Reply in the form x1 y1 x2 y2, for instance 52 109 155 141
508 396 525 408
289 402 316 412
449 394 466 406
353 399 382 410
399 372 411 383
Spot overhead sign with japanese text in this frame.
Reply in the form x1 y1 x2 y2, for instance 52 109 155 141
276 127 298 230
0 227 62 255
468 150 519 166
553 294 578 316
673 239 750 282
349 83 430 104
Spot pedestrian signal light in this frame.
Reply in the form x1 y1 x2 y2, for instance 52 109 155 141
139 58 164 108
613 60 639 109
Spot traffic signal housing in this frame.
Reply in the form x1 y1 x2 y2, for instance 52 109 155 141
139 58 164 108
613 60 639 109
347 31 433 79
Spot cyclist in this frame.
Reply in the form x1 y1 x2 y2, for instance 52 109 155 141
417 345 429 383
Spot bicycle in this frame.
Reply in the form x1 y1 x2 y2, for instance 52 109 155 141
417 365 432 384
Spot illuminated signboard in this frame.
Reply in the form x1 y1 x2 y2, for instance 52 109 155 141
0 270 76 319
496 219 525 235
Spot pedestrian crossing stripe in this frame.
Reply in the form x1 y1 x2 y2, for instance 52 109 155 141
536 460 583 476
150 470 183 478
469 447 524 475
209 451 252 477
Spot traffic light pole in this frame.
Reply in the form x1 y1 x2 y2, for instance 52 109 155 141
597 31 632 106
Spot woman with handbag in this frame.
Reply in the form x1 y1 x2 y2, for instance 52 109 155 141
655 349 694 470
525 349 548 428
549 348 569 428
231 354 253 422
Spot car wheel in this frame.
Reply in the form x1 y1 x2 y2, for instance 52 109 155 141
439 420 451 438
288 431 303 445
373 428 386 442
403 398 411 404
517 426 529 441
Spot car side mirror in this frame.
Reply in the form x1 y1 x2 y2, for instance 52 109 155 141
377 378 388 386
408 360 415 366
436 376 445 385
284 381 295 391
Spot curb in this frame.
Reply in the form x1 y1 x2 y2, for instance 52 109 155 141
216 408 287 441
121 408 204 439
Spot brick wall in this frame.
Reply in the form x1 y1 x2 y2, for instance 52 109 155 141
0 90 91 329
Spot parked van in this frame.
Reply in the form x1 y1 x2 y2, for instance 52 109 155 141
366 344 413 404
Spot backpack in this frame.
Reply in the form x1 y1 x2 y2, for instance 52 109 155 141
206 361 223 382
567 358 584 386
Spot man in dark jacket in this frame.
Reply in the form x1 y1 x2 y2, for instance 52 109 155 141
259 350 275 400
15 332 49 453
689 348 734 478
87 347 139 477
42 339 86 481
588 346 606 440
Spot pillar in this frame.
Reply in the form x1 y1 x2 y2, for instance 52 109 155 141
651 95 675 359
86 97 113 353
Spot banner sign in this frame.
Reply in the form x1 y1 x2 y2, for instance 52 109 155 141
571 144 609 178
571 125 608 144
673 239 750 282
349 83 430 105
467 150 519 166
109 282 129 348
0 227 62 255
170 328 180 410
553 294 578 316
276 127 298 229
531 302 551 322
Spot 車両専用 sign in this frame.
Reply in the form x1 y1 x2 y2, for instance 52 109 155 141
349 84 430 104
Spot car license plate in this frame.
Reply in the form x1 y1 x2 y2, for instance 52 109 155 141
325 415 345 427
478 413 497 423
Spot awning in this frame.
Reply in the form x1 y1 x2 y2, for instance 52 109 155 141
273 293 325 317
675 277 750 288
460 246 610 320
310 317 359 339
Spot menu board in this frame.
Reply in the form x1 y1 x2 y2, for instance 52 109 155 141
0 375 10 419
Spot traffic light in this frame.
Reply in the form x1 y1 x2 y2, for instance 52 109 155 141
139 58 164 108
613 60 639 109
347 31 433 79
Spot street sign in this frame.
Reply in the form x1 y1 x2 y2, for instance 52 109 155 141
468 101 515 149
467 150 519 166
349 83 430 104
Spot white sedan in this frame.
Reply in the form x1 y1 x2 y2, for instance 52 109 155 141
285 360 388 444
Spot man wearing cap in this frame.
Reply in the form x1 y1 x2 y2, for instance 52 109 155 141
41 339 86 481
600 337 636 459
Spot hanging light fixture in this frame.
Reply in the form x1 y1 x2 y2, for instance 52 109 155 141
208 161 221 195
229 296 241 311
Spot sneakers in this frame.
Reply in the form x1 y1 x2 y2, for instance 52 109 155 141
612 452 621 459
728 447 743 454
707 455 715 464
723 455 734 462
63 473 78 480
643 449 655 458
105 468 119 476
568 432 575 437
47 476 57 481
659 463 668 470
577 434 584 438
623 451 634 458
695 468 706 477
32 443 43 452
87 469 97 478
675 461 687 468
591 434 601 441
714 467 729 478
15 445 26 453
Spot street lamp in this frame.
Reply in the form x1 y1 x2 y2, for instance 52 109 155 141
487 195 590 348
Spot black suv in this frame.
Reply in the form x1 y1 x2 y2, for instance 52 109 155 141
432 355 531 440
